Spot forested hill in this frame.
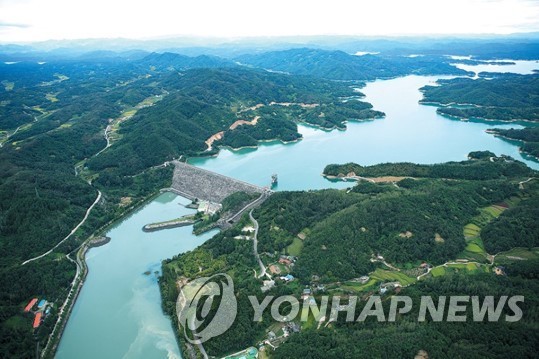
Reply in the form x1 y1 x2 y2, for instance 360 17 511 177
135 52 236 71
0 57 188 357
420 74 539 122
160 154 539 358
323 153 535 180
420 74 539 159
87 67 384 176
236 48 470 80
0 56 386 357
1 46 536 358
489 127 539 159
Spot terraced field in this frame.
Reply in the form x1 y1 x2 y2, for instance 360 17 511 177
459 199 520 262
370 268 416 286
495 247 539 264
431 262 490 277
338 279 378 293
430 266 446 277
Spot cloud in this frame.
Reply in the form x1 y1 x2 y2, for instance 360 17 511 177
0 22 30 28
0 0 538 42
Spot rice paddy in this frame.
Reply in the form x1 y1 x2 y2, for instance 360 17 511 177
370 268 416 286
495 247 539 264
458 200 519 262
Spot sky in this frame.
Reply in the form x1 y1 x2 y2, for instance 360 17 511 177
1 0 539 43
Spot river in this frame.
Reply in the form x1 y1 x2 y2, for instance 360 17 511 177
56 72 539 358
56 193 217 359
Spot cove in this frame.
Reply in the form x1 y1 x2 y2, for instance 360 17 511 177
190 75 539 190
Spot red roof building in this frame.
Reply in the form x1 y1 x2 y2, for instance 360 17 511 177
24 298 38 313
279 258 292 266
33 312 42 329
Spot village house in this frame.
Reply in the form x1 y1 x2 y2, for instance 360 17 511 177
279 257 292 266
301 287 312 300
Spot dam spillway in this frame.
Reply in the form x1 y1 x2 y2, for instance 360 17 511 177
169 160 265 203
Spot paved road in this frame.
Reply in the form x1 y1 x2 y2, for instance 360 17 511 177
40 249 83 356
519 177 536 189
21 190 102 265
94 125 112 157
249 209 267 278
227 191 269 224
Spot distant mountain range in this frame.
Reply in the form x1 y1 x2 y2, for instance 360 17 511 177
2 33 539 60
236 48 469 80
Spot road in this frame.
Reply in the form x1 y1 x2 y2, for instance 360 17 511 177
94 125 112 157
416 260 489 281
21 190 102 265
249 209 267 278
226 191 269 224
0 125 22 148
519 177 536 189
40 248 83 356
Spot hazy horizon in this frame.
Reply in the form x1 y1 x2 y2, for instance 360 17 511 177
1 0 539 44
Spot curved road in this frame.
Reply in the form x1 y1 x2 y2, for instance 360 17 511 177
21 190 102 265
249 209 267 278
94 125 112 157
227 191 269 224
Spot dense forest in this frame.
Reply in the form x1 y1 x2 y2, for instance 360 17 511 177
273 271 539 359
420 74 539 119
87 67 384 176
489 127 539 159
1 46 538 358
420 74 539 159
323 154 535 180
0 52 385 357
482 196 539 253
0 58 180 357
236 48 469 80
160 155 538 358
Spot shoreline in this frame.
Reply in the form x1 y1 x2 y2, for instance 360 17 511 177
142 216 197 232
42 190 165 358
419 100 484 108
202 109 386 155
419 100 538 124
486 130 539 162
437 111 537 124
208 115 385 153
322 173 412 183
189 113 387 164
204 135 304 154
44 71 510 358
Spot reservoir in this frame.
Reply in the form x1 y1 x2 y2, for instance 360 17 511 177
190 75 538 189
451 60 539 75
56 74 539 358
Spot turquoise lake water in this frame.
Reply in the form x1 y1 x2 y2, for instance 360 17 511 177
190 75 538 191
56 193 217 359
56 72 539 358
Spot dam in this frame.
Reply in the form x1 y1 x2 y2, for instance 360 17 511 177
167 160 266 203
